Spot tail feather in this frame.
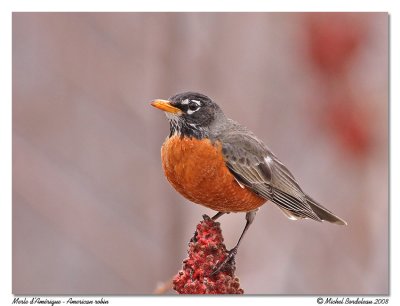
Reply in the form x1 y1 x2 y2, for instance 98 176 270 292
306 195 347 225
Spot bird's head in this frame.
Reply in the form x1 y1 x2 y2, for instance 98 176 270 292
151 91 224 138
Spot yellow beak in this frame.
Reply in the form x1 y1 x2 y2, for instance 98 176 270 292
151 99 182 114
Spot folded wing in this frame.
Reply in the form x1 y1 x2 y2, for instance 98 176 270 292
220 130 346 225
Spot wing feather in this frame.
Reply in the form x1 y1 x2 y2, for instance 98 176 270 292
220 131 321 221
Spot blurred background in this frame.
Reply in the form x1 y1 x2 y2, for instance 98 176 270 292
12 13 388 294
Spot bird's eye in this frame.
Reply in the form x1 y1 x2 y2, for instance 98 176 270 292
188 101 200 112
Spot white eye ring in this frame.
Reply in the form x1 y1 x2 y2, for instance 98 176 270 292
187 100 201 115
190 99 201 106
187 108 198 115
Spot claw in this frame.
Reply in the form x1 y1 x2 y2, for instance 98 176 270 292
210 247 238 276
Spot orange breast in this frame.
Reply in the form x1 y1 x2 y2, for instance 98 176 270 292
161 135 266 212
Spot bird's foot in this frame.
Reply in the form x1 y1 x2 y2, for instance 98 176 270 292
190 230 198 243
189 214 213 242
210 246 238 277
190 215 212 243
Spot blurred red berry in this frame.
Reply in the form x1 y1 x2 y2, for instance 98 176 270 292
324 96 371 157
305 13 372 158
306 13 367 75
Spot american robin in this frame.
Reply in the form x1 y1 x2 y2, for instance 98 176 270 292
151 91 347 271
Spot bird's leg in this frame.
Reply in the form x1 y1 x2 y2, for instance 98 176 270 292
191 212 226 242
211 211 226 220
211 210 258 276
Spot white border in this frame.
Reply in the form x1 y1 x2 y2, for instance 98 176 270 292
1 1 397 306
2 0 395 12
